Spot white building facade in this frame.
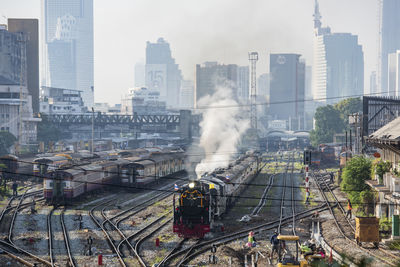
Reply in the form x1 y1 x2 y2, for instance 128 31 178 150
40 86 85 114
121 87 166 115
0 80 40 144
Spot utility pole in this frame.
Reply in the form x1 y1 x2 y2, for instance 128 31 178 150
17 34 26 154
248 52 258 130
91 107 94 154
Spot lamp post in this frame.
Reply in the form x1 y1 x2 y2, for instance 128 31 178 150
91 107 94 154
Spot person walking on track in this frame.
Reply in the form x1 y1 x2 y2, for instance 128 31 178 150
270 231 280 260
346 199 352 219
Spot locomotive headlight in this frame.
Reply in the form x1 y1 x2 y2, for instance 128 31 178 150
189 182 195 188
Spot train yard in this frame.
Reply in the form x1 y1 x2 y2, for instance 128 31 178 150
0 150 398 266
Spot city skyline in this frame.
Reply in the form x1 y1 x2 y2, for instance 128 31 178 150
1 0 378 105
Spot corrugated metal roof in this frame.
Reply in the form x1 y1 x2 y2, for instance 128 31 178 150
368 117 400 141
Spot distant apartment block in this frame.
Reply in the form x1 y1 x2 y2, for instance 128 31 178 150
7 19 40 113
180 80 194 109
380 0 400 95
195 62 238 107
387 51 400 97
0 77 39 143
121 87 166 115
269 54 305 130
237 66 249 103
40 86 85 114
145 38 181 108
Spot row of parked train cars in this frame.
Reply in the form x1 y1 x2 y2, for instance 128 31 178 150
1 149 185 203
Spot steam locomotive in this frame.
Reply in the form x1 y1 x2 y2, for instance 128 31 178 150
173 153 260 238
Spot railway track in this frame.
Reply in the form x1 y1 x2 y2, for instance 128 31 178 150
251 173 276 216
166 155 309 266
47 206 76 267
169 204 329 266
89 183 179 267
313 171 400 266
0 188 52 266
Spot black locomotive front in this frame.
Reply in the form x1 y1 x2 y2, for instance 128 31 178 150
173 181 211 238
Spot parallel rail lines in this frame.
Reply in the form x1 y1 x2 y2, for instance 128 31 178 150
313 171 399 266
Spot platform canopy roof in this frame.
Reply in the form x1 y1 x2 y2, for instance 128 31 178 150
367 116 400 145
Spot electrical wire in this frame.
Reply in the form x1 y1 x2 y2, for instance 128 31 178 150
0 167 382 207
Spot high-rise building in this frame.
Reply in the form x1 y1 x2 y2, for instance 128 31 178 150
387 51 400 97
145 38 182 108
257 73 269 97
380 0 400 95
180 80 194 109
41 0 94 108
7 19 39 114
195 62 237 107
237 66 249 103
257 73 269 118
134 62 145 87
269 54 305 130
0 27 27 87
312 0 364 104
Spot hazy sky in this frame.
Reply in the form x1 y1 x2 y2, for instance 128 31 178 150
1 0 378 105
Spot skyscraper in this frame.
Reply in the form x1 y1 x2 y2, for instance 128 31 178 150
41 0 94 108
180 80 194 109
145 38 182 108
380 0 400 95
269 54 305 130
134 62 145 87
387 51 400 97
7 19 39 113
370 71 378 95
236 66 249 103
194 62 237 108
312 0 364 104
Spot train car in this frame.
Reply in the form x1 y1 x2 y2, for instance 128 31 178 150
320 145 336 163
33 156 70 176
0 154 18 180
120 152 185 188
44 158 129 203
173 154 259 238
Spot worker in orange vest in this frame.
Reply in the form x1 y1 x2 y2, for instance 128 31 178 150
346 199 352 219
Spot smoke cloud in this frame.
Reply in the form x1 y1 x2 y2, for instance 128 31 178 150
195 82 250 178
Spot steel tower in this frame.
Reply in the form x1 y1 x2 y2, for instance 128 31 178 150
248 52 258 130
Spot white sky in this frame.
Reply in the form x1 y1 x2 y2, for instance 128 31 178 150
0 0 378 105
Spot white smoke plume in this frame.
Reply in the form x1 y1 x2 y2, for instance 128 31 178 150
195 83 250 178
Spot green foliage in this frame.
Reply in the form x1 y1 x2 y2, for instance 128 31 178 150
379 216 392 232
0 131 16 155
334 98 362 129
310 98 362 146
310 105 344 146
340 156 372 207
375 160 391 184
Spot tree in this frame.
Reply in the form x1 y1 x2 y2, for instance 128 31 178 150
0 131 16 155
310 105 344 146
334 97 362 129
310 98 362 146
340 156 372 211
